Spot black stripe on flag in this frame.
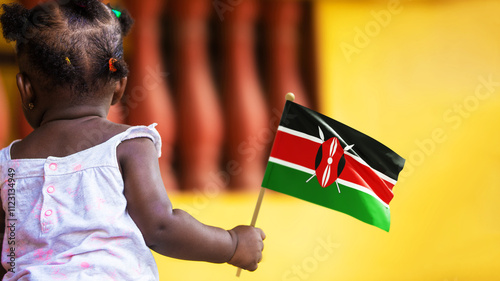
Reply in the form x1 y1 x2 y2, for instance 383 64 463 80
279 101 405 181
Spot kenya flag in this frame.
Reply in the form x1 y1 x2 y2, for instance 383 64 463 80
262 101 405 231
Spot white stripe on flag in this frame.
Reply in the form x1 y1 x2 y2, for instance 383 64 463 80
337 179 390 209
345 152 397 185
278 126 323 144
268 157 315 175
268 157 390 208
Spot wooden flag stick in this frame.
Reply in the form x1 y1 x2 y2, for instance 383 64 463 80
236 187 266 277
236 93 295 277
250 187 266 227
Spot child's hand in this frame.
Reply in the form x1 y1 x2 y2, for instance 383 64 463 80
227 225 266 271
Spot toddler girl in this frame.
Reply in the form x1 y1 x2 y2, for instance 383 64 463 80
0 0 265 280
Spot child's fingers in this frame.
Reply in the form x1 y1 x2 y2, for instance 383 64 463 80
227 225 266 271
249 250 262 271
255 227 266 240
255 227 265 253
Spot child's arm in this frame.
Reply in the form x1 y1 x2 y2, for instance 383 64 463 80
118 137 265 271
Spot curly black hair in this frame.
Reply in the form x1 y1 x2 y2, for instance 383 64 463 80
0 0 134 100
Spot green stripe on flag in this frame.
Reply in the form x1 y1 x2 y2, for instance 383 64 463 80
262 162 391 231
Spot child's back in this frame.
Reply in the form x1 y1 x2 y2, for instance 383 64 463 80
1 123 161 280
0 1 265 280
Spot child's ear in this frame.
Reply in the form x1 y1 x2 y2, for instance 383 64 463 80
16 73 35 109
111 77 127 105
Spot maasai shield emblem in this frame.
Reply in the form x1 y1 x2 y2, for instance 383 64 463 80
307 126 354 193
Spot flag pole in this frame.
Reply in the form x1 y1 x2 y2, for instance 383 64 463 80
236 93 295 277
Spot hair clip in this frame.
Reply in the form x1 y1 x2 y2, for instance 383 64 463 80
111 9 122 18
109 58 117 72
65 57 71 65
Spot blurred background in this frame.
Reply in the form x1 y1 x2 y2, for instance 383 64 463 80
1 0 500 280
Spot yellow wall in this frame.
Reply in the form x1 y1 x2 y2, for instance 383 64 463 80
312 0 500 280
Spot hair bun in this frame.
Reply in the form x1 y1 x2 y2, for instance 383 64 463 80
117 9 134 36
70 0 106 20
0 3 30 43
108 57 129 78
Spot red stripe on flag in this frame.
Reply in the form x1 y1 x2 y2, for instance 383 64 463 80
341 155 394 204
270 130 395 205
270 131 319 170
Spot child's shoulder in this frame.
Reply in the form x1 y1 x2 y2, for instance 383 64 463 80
10 119 160 160
116 123 163 177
